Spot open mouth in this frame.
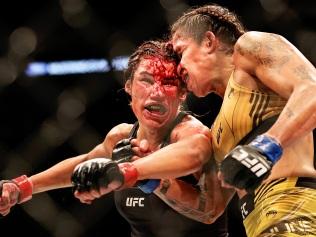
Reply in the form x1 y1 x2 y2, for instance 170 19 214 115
144 104 167 115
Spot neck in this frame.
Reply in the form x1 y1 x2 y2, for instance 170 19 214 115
212 49 235 97
137 125 169 151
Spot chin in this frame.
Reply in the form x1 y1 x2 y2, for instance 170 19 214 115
143 118 167 129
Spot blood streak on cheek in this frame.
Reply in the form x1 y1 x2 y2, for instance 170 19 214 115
145 57 180 97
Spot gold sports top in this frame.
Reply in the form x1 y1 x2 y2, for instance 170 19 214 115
211 73 286 163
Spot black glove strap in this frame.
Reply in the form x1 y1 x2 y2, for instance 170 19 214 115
112 138 134 163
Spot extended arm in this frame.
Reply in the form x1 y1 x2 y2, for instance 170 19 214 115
0 123 131 215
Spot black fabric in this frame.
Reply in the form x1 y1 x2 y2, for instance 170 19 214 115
114 111 228 237
114 188 228 237
236 115 278 218
296 177 316 189
237 115 279 146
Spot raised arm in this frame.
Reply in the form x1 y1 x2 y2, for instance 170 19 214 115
234 31 316 147
30 123 131 193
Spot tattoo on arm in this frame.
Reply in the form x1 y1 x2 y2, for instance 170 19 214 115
159 179 170 194
156 175 216 223
285 108 294 118
293 65 314 82
236 33 293 70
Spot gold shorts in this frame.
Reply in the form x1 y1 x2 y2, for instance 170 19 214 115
239 177 316 237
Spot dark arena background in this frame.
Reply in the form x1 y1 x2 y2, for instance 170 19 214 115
0 0 315 236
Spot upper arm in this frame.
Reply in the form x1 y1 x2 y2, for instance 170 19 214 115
173 116 211 144
171 115 212 161
87 123 132 159
234 31 316 98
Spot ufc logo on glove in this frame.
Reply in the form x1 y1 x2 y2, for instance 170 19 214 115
231 147 270 177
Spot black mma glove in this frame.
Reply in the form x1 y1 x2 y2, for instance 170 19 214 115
71 158 138 193
220 135 283 192
112 138 160 194
112 138 134 163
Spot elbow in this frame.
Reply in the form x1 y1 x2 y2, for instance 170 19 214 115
202 199 227 224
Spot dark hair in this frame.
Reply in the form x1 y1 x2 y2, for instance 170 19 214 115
124 40 180 83
171 4 246 48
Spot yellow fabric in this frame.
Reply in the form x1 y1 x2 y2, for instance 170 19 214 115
211 73 286 163
244 177 316 237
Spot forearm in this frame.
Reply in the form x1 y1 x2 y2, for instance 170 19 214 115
30 154 88 194
154 178 234 224
266 83 316 147
133 134 211 179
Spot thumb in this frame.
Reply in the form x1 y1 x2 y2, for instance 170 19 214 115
139 139 150 153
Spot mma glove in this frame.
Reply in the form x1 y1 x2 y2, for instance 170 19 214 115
220 135 283 192
0 175 33 204
71 158 139 192
112 138 160 194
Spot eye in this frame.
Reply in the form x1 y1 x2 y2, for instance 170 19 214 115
140 77 154 85
162 78 179 87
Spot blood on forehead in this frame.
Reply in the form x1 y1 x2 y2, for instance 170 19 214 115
143 56 180 86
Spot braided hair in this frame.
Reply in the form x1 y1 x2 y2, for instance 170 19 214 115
171 4 246 49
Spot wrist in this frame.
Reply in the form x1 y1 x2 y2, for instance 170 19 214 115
118 163 139 188
249 134 283 163
12 175 33 203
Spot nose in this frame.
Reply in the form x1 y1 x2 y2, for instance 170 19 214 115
150 83 164 98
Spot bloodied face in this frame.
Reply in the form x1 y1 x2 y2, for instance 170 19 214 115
126 56 186 129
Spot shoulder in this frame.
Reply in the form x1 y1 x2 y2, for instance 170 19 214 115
233 31 289 72
172 114 211 140
107 123 134 136
103 123 134 148
235 31 286 50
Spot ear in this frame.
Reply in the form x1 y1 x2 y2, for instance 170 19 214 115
204 31 218 53
125 79 132 95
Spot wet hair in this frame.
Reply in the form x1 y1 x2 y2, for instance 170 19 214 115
171 4 246 49
124 40 181 84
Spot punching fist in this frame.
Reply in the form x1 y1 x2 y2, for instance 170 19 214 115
0 175 33 216
71 158 139 203
220 135 283 192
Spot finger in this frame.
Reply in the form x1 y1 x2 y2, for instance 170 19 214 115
1 190 11 207
74 191 95 201
99 186 114 196
108 181 121 190
130 139 140 147
74 192 93 204
131 147 142 156
4 184 19 205
131 155 141 161
89 189 102 199
0 208 10 216
80 198 92 205
139 139 149 152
